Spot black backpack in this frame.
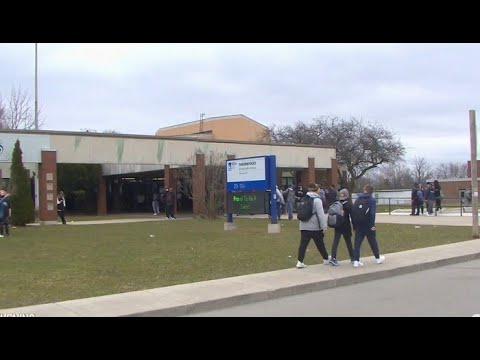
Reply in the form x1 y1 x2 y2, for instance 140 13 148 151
352 197 370 224
297 196 315 221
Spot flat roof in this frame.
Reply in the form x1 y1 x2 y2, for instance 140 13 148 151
0 129 335 149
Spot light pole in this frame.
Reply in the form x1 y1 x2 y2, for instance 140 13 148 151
34 43 38 130
470 110 478 238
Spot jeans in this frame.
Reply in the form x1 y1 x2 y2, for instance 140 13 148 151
286 201 294 220
354 227 380 262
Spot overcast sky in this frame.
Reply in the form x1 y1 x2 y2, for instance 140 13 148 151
0 43 478 165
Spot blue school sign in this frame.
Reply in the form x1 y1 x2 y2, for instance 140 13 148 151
226 155 278 224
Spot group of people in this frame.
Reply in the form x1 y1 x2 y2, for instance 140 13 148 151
296 182 385 269
0 189 66 230
410 180 443 216
274 183 339 221
152 187 176 219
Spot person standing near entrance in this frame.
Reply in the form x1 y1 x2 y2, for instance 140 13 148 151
166 187 176 219
284 184 296 220
433 180 443 214
152 190 160 216
57 191 67 225
0 189 11 237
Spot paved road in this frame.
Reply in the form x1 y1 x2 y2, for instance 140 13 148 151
189 259 480 317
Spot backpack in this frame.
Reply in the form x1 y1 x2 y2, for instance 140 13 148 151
297 196 315 221
352 197 371 225
327 201 345 228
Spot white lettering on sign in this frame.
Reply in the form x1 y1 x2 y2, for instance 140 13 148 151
227 157 266 183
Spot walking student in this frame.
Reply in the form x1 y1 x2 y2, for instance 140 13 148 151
57 191 67 224
329 188 354 266
351 184 385 268
296 182 330 269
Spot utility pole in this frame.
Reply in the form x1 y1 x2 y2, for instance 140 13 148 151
35 43 38 130
470 110 478 238
200 113 205 133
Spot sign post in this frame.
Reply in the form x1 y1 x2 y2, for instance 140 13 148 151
225 155 280 233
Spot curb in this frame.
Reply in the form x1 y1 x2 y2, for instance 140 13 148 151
128 250 480 317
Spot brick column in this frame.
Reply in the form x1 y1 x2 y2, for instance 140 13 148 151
164 165 171 189
97 175 107 216
164 165 177 214
171 169 177 214
193 153 206 216
326 158 338 188
39 150 57 225
308 157 315 184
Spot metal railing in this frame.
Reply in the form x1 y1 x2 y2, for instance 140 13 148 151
360 197 473 216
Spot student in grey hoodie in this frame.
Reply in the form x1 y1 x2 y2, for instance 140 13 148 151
296 182 330 269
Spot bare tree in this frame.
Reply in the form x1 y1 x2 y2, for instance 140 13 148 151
384 163 415 189
449 162 468 178
434 162 468 179
268 116 405 192
3 86 44 130
0 95 5 128
411 156 434 184
358 162 413 190
434 163 449 179
176 150 227 219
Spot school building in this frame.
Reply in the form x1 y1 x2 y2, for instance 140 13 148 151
0 114 338 224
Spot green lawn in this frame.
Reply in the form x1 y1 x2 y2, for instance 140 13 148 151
0 218 473 309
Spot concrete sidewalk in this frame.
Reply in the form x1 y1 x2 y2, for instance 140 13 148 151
237 213 473 227
27 217 193 226
2 238 480 317
26 212 473 227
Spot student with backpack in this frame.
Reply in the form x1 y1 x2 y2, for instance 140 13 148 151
328 188 354 266
351 184 385 268
295 182 330 269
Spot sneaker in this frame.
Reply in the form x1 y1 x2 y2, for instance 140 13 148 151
323 256 331 265
329 258 339 266
353 261 364 268
0 235 3 238
296 261 307 269
376 255 385 264
153 213 157 216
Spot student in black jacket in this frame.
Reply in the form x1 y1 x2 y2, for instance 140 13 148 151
329 188 354 266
